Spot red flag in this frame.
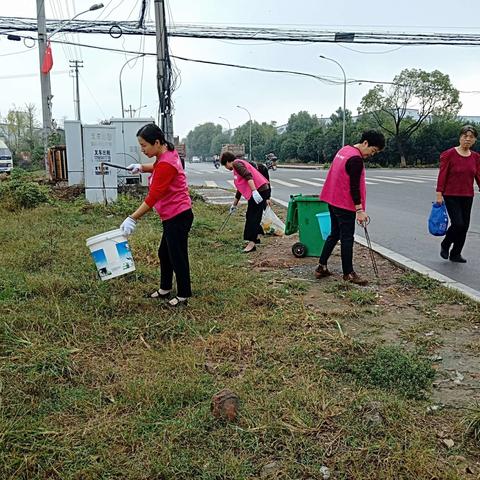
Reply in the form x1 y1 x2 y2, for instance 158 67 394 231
41 41 53 74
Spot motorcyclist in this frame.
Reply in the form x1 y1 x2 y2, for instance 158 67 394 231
265 152 278 170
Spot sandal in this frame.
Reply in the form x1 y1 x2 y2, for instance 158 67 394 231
145 289 171 299
167 297 188 308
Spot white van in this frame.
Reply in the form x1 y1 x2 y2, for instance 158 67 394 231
0 140 13 173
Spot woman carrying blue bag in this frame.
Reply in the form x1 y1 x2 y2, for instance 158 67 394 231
435 125 480 263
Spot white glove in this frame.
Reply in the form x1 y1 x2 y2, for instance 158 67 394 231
120 216 136 236
127 163 142 174
252 190 263 204
229 204 237 214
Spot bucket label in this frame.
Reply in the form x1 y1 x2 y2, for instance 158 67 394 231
91 248 112 278
116 241 134 272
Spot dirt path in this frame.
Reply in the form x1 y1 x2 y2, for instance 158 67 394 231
251 234 480 407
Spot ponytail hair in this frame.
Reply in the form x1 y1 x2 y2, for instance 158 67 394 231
136 123 175 151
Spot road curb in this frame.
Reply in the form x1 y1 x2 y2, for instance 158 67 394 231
355 235 480 303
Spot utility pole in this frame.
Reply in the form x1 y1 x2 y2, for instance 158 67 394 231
125 105 134 118
37 0 53 175
69 60 83 121
154 0 173 141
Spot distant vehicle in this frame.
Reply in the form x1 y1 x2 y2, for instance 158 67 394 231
191 156 201 163
0 140 13 173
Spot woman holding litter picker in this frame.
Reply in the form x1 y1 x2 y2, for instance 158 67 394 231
436 125 480 263
119 123 193 308
220 151 270 253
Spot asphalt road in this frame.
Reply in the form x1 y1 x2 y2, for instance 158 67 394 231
186 162 480 293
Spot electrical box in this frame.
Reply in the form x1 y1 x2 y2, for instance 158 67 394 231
109 117 154 186
64 120 83 186
82 125 117 203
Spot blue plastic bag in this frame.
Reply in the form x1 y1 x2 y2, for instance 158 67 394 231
428 202 448 236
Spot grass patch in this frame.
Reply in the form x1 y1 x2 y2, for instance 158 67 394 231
0 187 477 479
325 345 435 399
463 403 480 445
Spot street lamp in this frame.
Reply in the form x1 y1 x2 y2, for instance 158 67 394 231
319 55 347 147
47 4 104 40
119 54 146 117
236 105 252 160
218 116 231 135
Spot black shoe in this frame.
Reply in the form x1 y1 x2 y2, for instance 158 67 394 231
449 255 467 263
145 289 171 299
166 297 188 308
440 245 449 260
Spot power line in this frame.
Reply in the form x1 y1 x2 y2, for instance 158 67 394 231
0 32 401 87
3 17 480 45
5 32 477 94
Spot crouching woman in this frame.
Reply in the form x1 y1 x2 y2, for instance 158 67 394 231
220 152 270 253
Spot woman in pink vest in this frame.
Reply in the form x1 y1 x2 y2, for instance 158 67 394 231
220 151 270 253
120 124 193 308
316 130 385 286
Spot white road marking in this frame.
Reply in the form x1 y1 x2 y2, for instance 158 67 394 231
291 178 324 187
270 178 299 187
389 176 427 183
205 180 218 187
367 177 403 184
410 175 437 180
373 175 424 183
227 180 235 188
364 180 379 185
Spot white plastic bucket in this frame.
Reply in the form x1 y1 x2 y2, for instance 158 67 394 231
86 229 135 281
316 212 331 240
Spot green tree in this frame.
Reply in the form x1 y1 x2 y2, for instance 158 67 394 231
359 69 461 167
232 121 278 161
297 127 325 163
185 122 222 158
278 132 302 162
286 110 320 135
210 132 232 156
411 117 466 165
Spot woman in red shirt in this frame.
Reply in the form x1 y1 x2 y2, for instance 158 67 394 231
436 125 480 263
120 124 193 308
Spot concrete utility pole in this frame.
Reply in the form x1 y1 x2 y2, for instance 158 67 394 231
69 60 83 121
125 105 134 118
154 0 173 141
37 0 53 174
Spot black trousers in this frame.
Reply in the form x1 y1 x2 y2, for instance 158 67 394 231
319 204 356 275
158 209 194 298
441 196 473 257
243 191 269 242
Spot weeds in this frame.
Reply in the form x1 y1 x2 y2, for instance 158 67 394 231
463 403 480 445
0 189 477 479
325 345 435 399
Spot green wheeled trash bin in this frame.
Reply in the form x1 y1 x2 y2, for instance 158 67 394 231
285 194 330 258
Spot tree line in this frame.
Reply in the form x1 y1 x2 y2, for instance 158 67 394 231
184 68 478 167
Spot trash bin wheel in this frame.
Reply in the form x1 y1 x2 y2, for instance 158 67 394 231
292 242 307 258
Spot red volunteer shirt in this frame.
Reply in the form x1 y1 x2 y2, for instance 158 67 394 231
144 162 177 208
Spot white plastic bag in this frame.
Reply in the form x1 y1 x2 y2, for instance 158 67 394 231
261 206 285 236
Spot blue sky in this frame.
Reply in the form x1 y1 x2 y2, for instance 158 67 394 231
2 0 480 138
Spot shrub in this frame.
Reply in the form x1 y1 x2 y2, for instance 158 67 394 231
0 170 50 210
